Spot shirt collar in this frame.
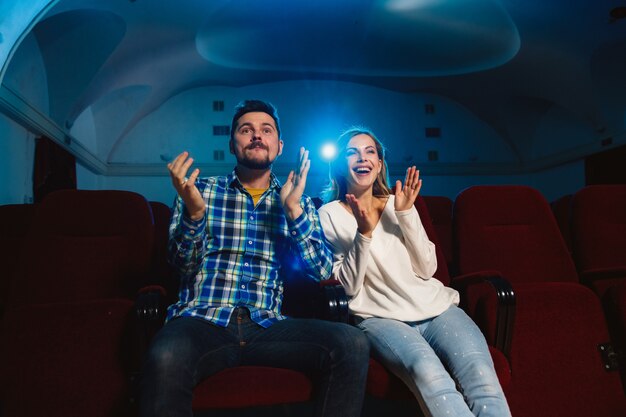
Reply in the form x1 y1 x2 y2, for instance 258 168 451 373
227 169 282 191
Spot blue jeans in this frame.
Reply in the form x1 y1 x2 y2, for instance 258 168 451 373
358 305 511 417
140 307 369 417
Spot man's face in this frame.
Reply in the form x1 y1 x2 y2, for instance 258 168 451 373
230 111 283 170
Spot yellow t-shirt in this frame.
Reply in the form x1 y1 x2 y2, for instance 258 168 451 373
246 187 268 206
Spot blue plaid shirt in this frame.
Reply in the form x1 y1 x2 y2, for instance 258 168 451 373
166 170 333 327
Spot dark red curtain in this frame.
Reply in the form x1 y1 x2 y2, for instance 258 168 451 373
33 136 77 203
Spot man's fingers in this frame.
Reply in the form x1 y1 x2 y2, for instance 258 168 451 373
297 159 311 184
179 157 194 178
170 151 188 171
187 168 200 186
296 148 309 174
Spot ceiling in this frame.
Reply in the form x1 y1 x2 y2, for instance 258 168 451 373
2 0 626 173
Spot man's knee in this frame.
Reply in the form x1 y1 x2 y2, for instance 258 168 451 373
322 322 370 361
144 338 189 377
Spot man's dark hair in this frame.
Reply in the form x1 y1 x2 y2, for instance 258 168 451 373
230 99 281 140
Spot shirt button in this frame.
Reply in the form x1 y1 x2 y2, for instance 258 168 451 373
241 285 246 289
189 230 195 235
249 216 254 221
248 240 252 245
291 231 297 235
244 262 249 266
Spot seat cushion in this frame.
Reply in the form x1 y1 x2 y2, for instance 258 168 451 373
1 299 135 417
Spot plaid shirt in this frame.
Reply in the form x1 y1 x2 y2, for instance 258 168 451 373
166 170 333 327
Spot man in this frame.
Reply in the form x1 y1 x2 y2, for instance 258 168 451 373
140 99 369 417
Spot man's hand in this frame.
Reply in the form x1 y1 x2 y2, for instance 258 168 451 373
280 147 310 221
394 166 422 212
167 151 205 221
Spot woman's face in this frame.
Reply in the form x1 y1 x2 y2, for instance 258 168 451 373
342 134 382 193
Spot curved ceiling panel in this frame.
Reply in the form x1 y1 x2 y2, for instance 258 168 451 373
33 8 125 125
71 84 151 161
196 0 519 76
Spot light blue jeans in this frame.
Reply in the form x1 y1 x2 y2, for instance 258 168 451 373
358 305 511 417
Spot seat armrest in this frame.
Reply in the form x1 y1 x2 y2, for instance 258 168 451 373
320 279 349 323
130 285 169 406
135 285 169 353
451 271 515 358
282 275 350 321
136 285 168 321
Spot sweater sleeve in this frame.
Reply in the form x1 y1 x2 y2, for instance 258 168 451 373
319 205 371 297
395 207 438 279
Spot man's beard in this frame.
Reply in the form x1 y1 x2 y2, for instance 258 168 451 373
236 144 274 170
238 156 273 170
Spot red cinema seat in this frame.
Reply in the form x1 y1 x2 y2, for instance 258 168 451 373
550 194 573 253
571 184 626 390
0 203 37 317
1 190 155 417
422 195 455 274
453 185 625 417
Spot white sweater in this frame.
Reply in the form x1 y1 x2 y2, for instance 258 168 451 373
318 196 459 322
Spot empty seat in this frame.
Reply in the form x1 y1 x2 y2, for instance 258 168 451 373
1 189 155 417
0 203 37 316
571 184 626 390
422 195 455 274
571 185 626 296
551 194 573 253
453 185 625 417
148 201 177 300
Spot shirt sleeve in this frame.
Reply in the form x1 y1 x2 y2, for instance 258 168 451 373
286 196 333 281
395 206 437 279
318 205 371 297
167 194 208 278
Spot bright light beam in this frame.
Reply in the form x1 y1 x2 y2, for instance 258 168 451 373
321 143 337 161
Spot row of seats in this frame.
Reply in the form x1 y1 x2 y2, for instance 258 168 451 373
425 187 626 364
420 185 626 417
0 190 355 417
1 186 625 417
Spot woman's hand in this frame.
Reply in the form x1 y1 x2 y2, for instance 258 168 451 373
345 194 377 238
394 166 422 212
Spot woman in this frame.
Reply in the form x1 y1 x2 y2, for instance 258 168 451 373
318 127 511 417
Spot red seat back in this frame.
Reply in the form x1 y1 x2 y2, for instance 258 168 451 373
454 185 578 285
453 185 626 417
550 194 573 253
7 190 154 305
571 185 626 273
1 190 155 417
0 203 37 313
422 195 454 273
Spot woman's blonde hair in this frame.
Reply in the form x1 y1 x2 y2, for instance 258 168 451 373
320 127 392 203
